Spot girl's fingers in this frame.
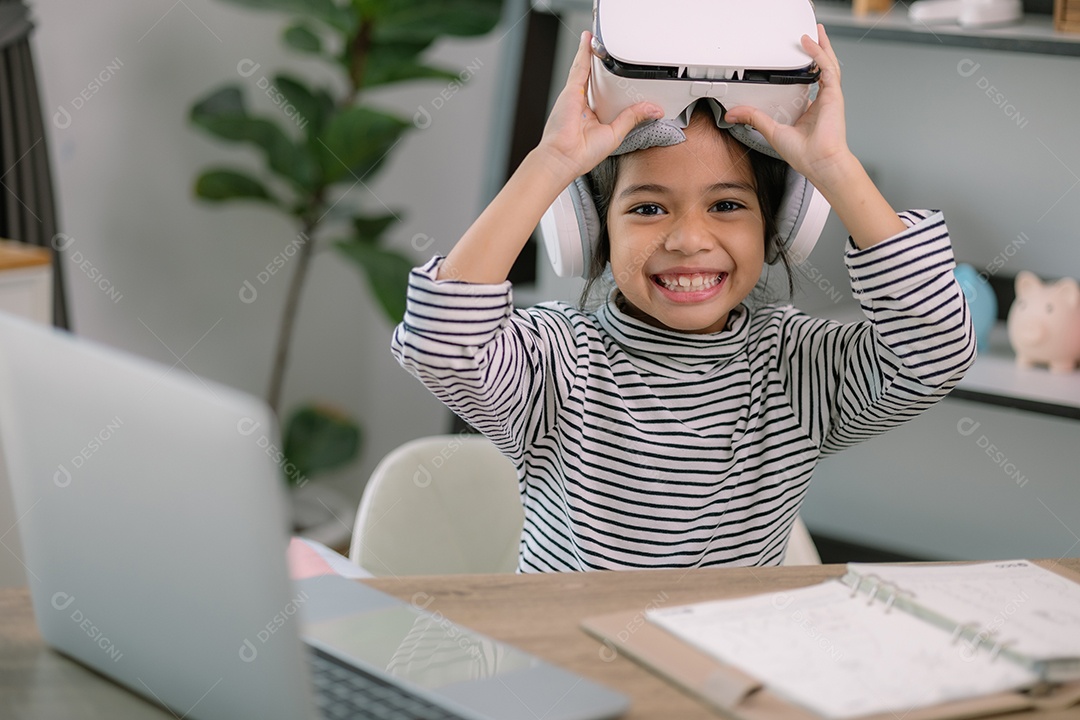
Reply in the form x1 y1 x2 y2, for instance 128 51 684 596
608 101 665 144
817 24 836 58
565 31 593 94
724 106 781 148
802 25 841 87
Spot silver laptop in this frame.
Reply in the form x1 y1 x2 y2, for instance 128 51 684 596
0 311 628 720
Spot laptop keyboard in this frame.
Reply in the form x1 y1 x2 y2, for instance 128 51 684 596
308 645 471 720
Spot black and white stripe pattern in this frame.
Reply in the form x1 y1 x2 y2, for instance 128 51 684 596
392 211 976 572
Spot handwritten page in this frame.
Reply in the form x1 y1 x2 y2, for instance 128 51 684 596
848 560 1080 661
647 581 1037 720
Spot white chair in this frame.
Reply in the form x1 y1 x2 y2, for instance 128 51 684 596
350 435 524 576
350 434 820 574
783 515 822 566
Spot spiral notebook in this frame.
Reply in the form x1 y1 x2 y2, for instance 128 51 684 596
582 560 1080 720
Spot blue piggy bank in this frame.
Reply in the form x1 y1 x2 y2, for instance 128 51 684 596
954 264 997 353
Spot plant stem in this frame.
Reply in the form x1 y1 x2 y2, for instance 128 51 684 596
346 17 373 103
267 213 320 416
266 15 372 418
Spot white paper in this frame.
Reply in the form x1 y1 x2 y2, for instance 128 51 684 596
849 560 1080 661
648 581 1037 720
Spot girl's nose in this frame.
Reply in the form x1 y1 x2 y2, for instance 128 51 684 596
663 211 713 255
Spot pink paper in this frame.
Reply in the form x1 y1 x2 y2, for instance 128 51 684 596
287 536 337 580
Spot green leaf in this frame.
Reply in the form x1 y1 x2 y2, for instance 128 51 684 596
192 110 282 147
333 239 413 323
283 405 361 485
362 40 460 88
191 86 320 192
194 169 277 204
352 213 399 244
283 22 323 54
317 107 409 185
368 61 459 88
215 0 353 32
191 85 246 117
373 0 503 42
272 74 324 136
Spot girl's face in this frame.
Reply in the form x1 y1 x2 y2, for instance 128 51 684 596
606 122 765 335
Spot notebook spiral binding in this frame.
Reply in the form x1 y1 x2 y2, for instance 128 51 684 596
843 570 1016 664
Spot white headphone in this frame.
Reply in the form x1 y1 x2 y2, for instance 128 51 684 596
539 144 831 278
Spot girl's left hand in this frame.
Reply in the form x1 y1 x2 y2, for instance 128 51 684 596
729 24 907 248
724 25 852 189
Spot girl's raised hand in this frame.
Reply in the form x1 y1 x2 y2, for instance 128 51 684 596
539 31 663 182
724 25 851 191
727 24 906 248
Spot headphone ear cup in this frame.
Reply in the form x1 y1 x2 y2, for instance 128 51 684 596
769 168 831 265
539 176 602 278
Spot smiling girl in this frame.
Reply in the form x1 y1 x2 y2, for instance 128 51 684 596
391 28 976 572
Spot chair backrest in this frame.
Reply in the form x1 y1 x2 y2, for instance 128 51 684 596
782 515 821 566
349 435 524 576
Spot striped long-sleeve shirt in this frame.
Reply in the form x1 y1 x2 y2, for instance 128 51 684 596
391 210 976 572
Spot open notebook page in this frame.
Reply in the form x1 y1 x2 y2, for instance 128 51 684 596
848 560 1080 662
647 581 1037 720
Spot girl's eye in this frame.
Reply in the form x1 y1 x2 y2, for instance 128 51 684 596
630 203 664 217
712 200 743 213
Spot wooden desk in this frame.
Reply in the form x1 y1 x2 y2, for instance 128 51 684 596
2 560 1079 719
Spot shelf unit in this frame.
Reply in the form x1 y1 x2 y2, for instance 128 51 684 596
807 307 1079 562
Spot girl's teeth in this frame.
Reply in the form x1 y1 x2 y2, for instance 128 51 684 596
657 273 723 292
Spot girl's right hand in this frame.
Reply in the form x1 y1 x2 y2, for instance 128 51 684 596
538 31 663 182
436 31 663 285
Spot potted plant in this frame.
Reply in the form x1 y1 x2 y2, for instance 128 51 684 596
189 0 505 541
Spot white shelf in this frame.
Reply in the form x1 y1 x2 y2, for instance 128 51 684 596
960 322 1080 415
821 304 1080 419
814 2 1080 57
531 1 1080 57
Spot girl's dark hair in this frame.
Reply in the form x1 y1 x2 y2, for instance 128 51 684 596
578 115 796 309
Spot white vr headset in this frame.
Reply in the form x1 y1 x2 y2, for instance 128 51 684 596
539 0 832 278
